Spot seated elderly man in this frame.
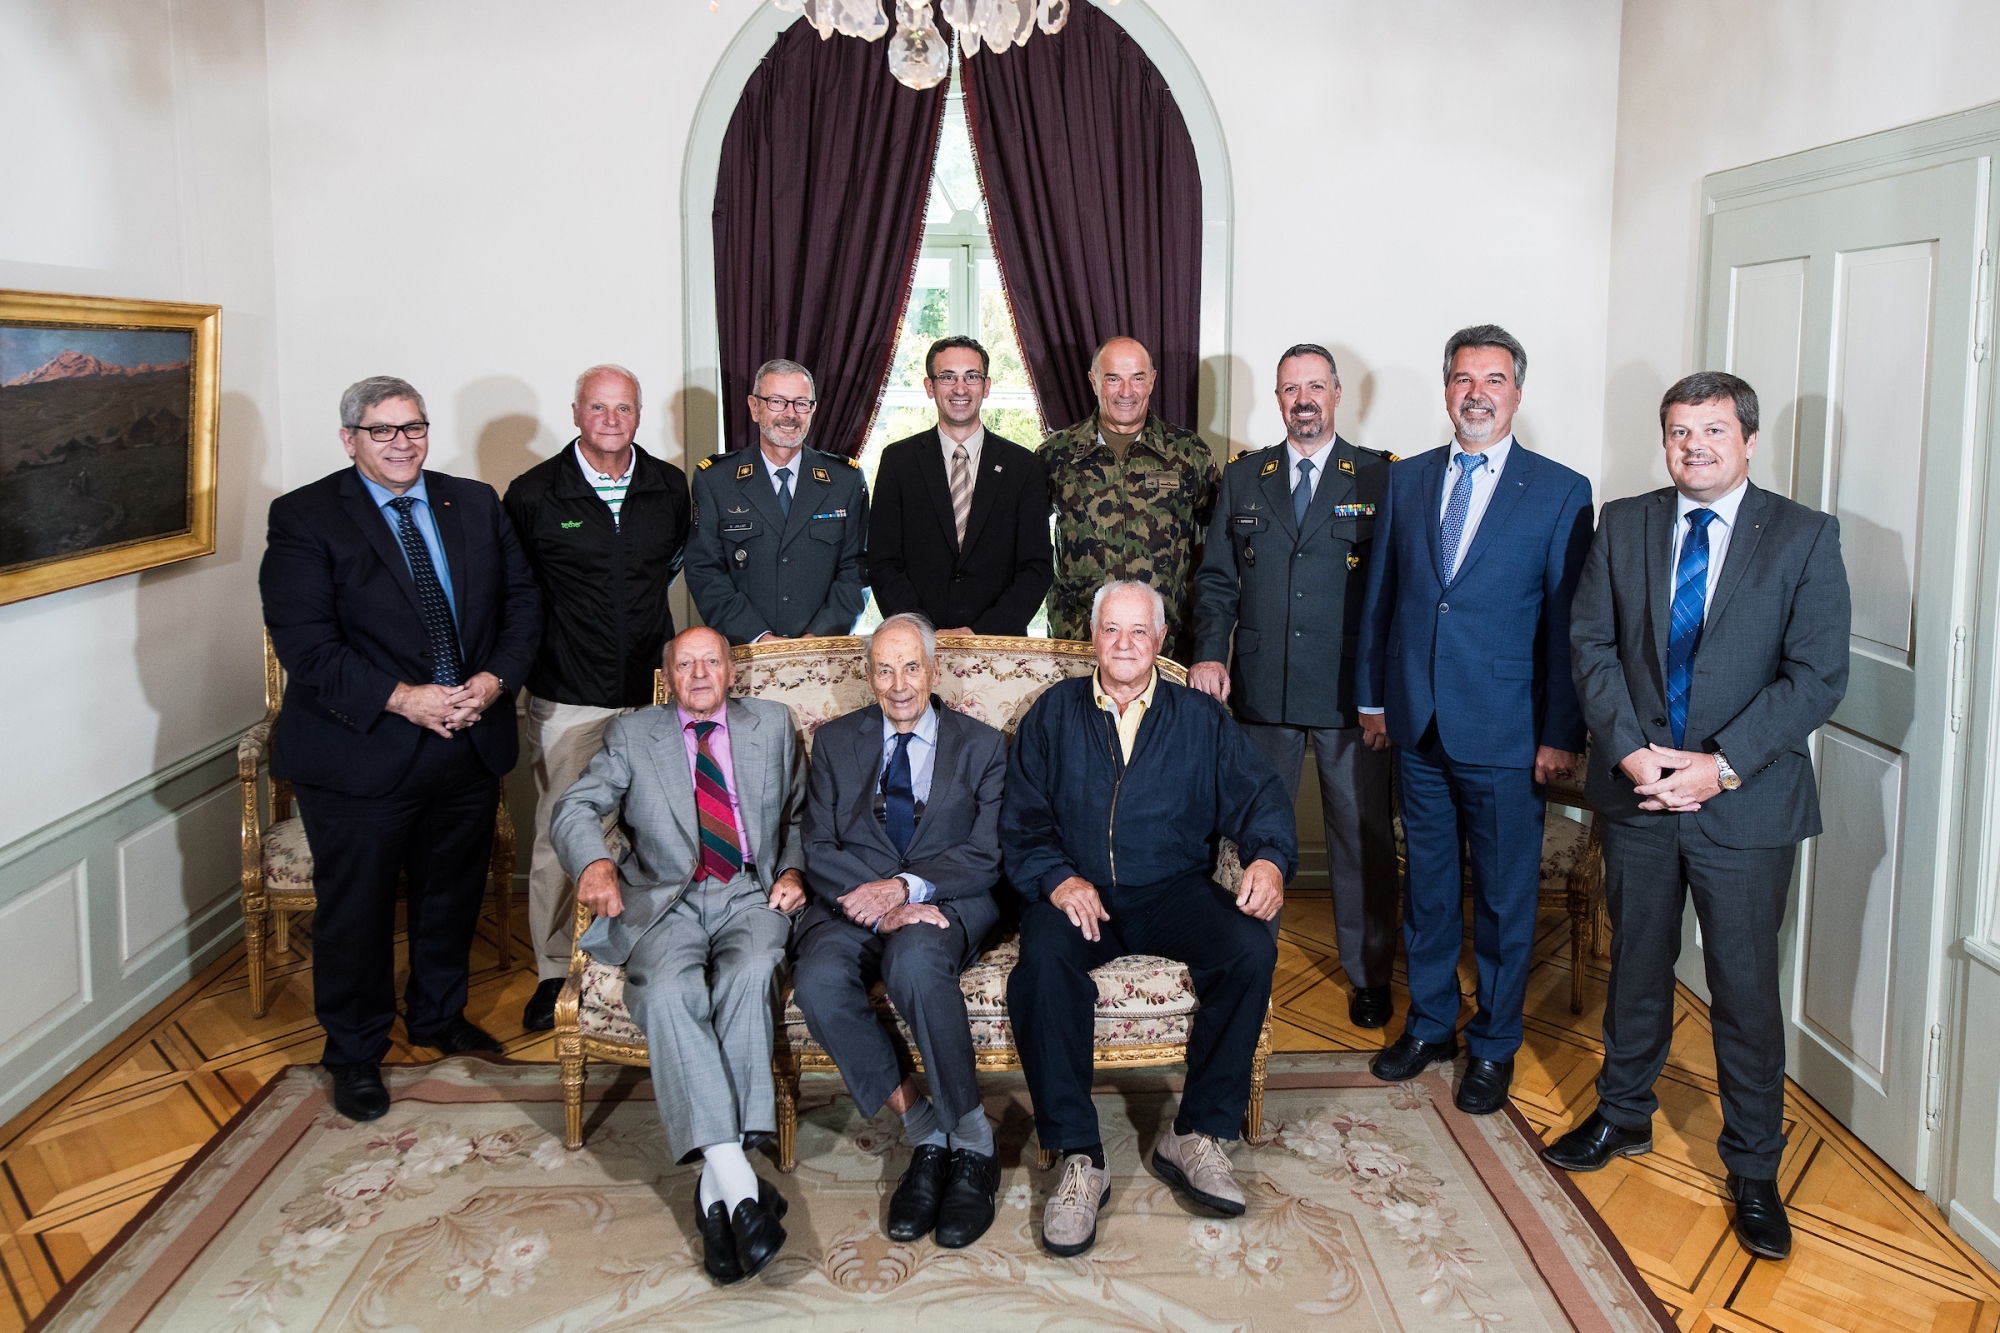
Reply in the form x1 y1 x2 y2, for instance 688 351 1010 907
553 626 807 1285
1003 580 1297 1258
793 612 1010 1249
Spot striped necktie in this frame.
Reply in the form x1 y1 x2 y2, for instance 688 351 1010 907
690 720 745 881
1666 508 1717 749
950 444 973 546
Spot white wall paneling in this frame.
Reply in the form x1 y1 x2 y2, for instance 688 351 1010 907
0 863 90 1066
115 779 241 975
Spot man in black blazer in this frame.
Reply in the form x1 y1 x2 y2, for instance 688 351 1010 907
866 336 1051 635
259 376 541 1122
792 612 1009 1249
1555 372 1849 1261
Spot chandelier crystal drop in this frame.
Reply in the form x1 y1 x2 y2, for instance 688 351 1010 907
764 0 1070 90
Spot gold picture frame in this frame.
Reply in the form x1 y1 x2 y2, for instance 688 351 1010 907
0 288 221 606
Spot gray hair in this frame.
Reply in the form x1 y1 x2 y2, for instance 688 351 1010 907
1277 342 1340 388
1442 324 1527 388
574 363 642 409
867 611 937 670
340 376 427 429
1090 579 1166 634
753 358 817 400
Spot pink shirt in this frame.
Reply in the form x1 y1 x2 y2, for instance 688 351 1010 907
677 704 754 865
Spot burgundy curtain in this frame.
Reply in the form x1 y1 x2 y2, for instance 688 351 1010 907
714 18 948 457
960 4 1203 432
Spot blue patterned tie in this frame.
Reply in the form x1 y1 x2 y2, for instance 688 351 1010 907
1666 508 1717 748
387 496 463 687
1439 452 1487 587
1293 458 1314 527
775 466 793 518
884 731 916 855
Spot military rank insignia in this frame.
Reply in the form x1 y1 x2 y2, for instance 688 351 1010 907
845 456 860 467
1387 453 1402 462
1331 503 1376 518
811 466 831 483
1348 552 1362 569
1260 458 1280 476
736 463 756 480
696 456 714 470
1338 457 1356 475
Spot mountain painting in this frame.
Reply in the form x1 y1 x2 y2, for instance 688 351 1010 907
0 324 196 572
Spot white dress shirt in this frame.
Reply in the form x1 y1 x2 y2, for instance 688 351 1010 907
1439 434 1515 582
1668 480 1748 619
1286 440 1329 502
881 704 941 905
940 424 985 475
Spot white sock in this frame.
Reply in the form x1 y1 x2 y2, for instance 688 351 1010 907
700 1141 761 1211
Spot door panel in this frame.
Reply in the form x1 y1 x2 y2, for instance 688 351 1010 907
1726 256 1809 497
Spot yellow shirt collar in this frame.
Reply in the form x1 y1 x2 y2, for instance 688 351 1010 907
1092 668 1158 714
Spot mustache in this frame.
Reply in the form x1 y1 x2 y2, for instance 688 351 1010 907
1459 397 1496 414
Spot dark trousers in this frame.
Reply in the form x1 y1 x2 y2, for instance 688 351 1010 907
1240 721 1399 986
792 909 982 1123
294 732 498 1068
1396 742 1545 1061
1597 817 1794 1178
1008 873 1277 1148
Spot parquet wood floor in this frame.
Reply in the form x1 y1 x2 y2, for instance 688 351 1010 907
3 894 1995 1332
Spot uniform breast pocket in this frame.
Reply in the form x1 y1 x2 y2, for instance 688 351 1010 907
808 519 844 544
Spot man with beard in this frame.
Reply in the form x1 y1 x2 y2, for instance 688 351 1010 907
1355 325 1594 1116
1190 344 1400 1029
686 358 869 644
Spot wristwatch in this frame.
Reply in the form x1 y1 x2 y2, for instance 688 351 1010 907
1714 752 1742 791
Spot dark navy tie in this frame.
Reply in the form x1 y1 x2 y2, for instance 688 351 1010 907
387 495 463 688
1666 508 1717 748
884 731 916 855
1440 452 1487 587
775 466 793 518
1293 458 1314 527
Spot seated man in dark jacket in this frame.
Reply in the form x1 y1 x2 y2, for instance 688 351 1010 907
1001 580 1296 1259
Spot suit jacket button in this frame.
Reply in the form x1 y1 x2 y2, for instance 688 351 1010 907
1439 602 1450 613
781 557 788 565
1652 717 1666 727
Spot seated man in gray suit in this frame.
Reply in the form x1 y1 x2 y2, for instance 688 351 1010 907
553 625 808 1285
793 612 1009 1249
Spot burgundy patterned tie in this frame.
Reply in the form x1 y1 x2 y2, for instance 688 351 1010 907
690 720 744 881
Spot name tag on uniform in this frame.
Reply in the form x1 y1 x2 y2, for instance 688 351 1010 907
1231 515 1260 528
1147 471 1180 493
1332 503 1375 518
722 523 754 534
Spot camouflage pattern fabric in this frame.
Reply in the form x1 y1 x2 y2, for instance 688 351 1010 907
1040 412 1220 660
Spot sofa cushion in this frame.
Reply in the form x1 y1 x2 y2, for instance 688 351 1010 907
1541 811 1591 887
261 817 314 896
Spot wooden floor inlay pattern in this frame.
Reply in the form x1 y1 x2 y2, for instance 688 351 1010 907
2 895 1996 1331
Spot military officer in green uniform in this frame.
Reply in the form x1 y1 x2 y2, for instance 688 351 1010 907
686 358 869 644
1190 344 1400 1028
1040 336 1220 661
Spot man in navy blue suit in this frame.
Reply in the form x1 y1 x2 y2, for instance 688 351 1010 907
1355 326 1594 1114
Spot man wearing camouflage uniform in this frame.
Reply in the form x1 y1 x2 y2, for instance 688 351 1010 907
1041 337 1220 661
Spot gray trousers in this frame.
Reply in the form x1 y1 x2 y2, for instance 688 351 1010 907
1596 816 1794 1179
790 911 982 1124
1239 722 1399 988
622 871 791 1164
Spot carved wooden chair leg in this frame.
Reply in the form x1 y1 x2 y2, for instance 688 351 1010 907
1036 1146 1059 1171
560 1038 586 1150
490 800 516 972
1244 1015 1274 1144
245 903 269 1019
273 908 292 957
1568 880 1589 1015
775 1067 800 1173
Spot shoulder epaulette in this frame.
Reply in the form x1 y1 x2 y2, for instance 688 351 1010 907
1388 453 1402 462
696 456 714 470
844 455 860 468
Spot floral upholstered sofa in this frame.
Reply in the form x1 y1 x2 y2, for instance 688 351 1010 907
551 635 1267 1170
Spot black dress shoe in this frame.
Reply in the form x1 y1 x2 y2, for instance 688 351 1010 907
1543 1109 1653 1171
1455 1058 1515 1115
887 1144 951 1241
1370 1032 1459 1082
696 1198 743 1284
730 1185 789 1278
933 1148 1001 1249
328 1065 390 1122
407 1015 504 1054
1349 985 1393 1029
1726 1173 1793 1260
521 979 564 1032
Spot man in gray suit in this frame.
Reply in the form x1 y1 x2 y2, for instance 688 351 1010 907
1190 343 1399 1027
792 612 1009 1249
1554 371 1849 1262
554 625 807 1285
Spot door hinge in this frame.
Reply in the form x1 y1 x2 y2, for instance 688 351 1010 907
1978 248 1994 364
1950 624 1969 734
1925 1022 1944 1132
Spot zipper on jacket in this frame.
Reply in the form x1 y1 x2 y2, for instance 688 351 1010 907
1104 710 1124 887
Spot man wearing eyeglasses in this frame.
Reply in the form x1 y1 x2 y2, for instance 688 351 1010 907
865 336 1052 636
259 376 541 1123
686 358 869 645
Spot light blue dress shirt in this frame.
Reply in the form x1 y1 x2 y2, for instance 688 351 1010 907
358 470 458 621
883 704 941 904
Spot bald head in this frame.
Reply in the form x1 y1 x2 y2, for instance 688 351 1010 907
1088 336 1156 434
666 626 735 719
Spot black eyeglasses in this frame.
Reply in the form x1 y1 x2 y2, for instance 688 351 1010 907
929 371 987 387
751 394 817 414
354 421 430 442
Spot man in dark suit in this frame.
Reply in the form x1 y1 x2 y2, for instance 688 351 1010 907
1191 343 1399 1027
792 612 1010 1249
866 336 1052 636
259 376 541 1122
1550 372 1849 1261
1355 325 1594 1115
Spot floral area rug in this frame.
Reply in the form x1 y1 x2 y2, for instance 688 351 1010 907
33 1053 1673 1333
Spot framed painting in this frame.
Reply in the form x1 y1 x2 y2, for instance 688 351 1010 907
0 289 221 606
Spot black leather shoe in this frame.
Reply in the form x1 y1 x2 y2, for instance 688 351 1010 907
934 1148 1001 1248
1543 1109 1653 1171
887 1144 951 1241
521 979 563 1032
1349 985 1393 1029
328 1065 390 1122
406 1015 504 1054
1455 1058 1515 1115
697 1198 743 1284
1370 1032 1459 1082
730 1185 789 1278
1726 1173 1793 1260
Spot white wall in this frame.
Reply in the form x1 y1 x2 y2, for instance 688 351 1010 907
1602 0 2000 503
0 0 279 846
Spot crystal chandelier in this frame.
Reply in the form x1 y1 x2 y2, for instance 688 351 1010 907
768 0 1076 90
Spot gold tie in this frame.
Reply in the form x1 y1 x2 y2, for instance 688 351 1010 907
950 443 973 546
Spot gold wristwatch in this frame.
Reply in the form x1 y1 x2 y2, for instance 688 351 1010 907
1714 753 1742 791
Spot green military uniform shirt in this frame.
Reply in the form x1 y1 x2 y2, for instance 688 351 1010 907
1039 411 1220 660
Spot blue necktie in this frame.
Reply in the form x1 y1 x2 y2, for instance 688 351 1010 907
1293 458 1315 527
1440 452 1487 587
884 731 916 855
387 496 463 687
1666 508 1717 749
775 466 793 518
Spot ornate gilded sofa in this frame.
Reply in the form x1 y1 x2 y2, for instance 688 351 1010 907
552 636 1268 1170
